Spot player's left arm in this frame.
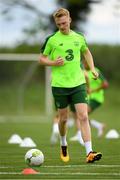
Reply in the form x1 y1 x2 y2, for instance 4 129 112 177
82 48 99 80
84 70 91 94
90 81 109 93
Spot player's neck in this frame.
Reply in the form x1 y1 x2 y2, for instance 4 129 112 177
60 29 71 35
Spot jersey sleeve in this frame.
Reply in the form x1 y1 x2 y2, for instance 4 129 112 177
40 37 52 56
81 36 88 53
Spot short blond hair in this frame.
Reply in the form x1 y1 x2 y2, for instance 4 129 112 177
53 8 70 19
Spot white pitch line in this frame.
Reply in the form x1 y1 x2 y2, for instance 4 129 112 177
42 164 120 168
0 172 21 175
0 172 120 176
0 164 120 169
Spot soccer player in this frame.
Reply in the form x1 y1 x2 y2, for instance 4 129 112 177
39 8 102 163
70 60 109 144
51 64 109 145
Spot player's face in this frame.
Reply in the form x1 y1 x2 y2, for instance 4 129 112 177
55 15 71 35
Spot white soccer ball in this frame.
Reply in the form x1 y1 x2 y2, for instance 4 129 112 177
25 149 44 166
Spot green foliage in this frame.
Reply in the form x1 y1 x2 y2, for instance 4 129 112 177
0 43 40 53
1 0 48 41
1 0 102 43
89 44 120 81
57 0 102 30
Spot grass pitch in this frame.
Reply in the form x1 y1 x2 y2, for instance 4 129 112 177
0 117 120 179
0 84 120 179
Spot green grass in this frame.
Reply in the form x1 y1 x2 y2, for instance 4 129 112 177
0 82 45 115
0 119 120 179
0 84 120 179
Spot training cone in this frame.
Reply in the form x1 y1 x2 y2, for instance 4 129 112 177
22 168 38 175
8 134 23 144
105 129 119 139
19 137 37 147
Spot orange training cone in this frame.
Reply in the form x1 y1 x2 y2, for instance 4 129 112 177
22 168 39 175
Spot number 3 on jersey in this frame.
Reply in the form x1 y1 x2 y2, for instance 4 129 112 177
65 49 74 61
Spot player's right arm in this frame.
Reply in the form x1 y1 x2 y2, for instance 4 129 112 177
39 54 64 66
39 34 64 66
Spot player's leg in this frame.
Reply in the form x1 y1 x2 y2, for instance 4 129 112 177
75 103 102 163
72 84 102 162
90 119 105 137
70 99 105 142
50 112 59 145
69 107 84 145
52 87 70 162
75 103 91 149
88 100 106 137
66 110 74 128
58 107 70 162
50 108 74 145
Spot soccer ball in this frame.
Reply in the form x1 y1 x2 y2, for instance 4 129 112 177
25 149 44 166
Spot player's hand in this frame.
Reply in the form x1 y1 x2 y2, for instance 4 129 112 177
54 56 64 66
92 70 99 80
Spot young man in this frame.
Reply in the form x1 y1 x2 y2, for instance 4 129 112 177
51 64 108 145
39 8 102 163
70 61 109 144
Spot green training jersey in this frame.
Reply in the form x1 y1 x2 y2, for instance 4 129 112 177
87 67 106 103
41 30 87 87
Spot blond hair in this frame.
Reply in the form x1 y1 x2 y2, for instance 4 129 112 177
53 8 70 19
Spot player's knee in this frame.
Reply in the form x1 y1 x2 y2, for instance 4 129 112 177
78 113 88 123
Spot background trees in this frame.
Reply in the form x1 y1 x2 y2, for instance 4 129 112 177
0 0 102 44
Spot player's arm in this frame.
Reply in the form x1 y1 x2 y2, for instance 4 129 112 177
39 54 64 66
92 72 109 93
90 72 109 93
90 80 109 93
84 70 91 94
83 48 99 79
39 35 64 67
